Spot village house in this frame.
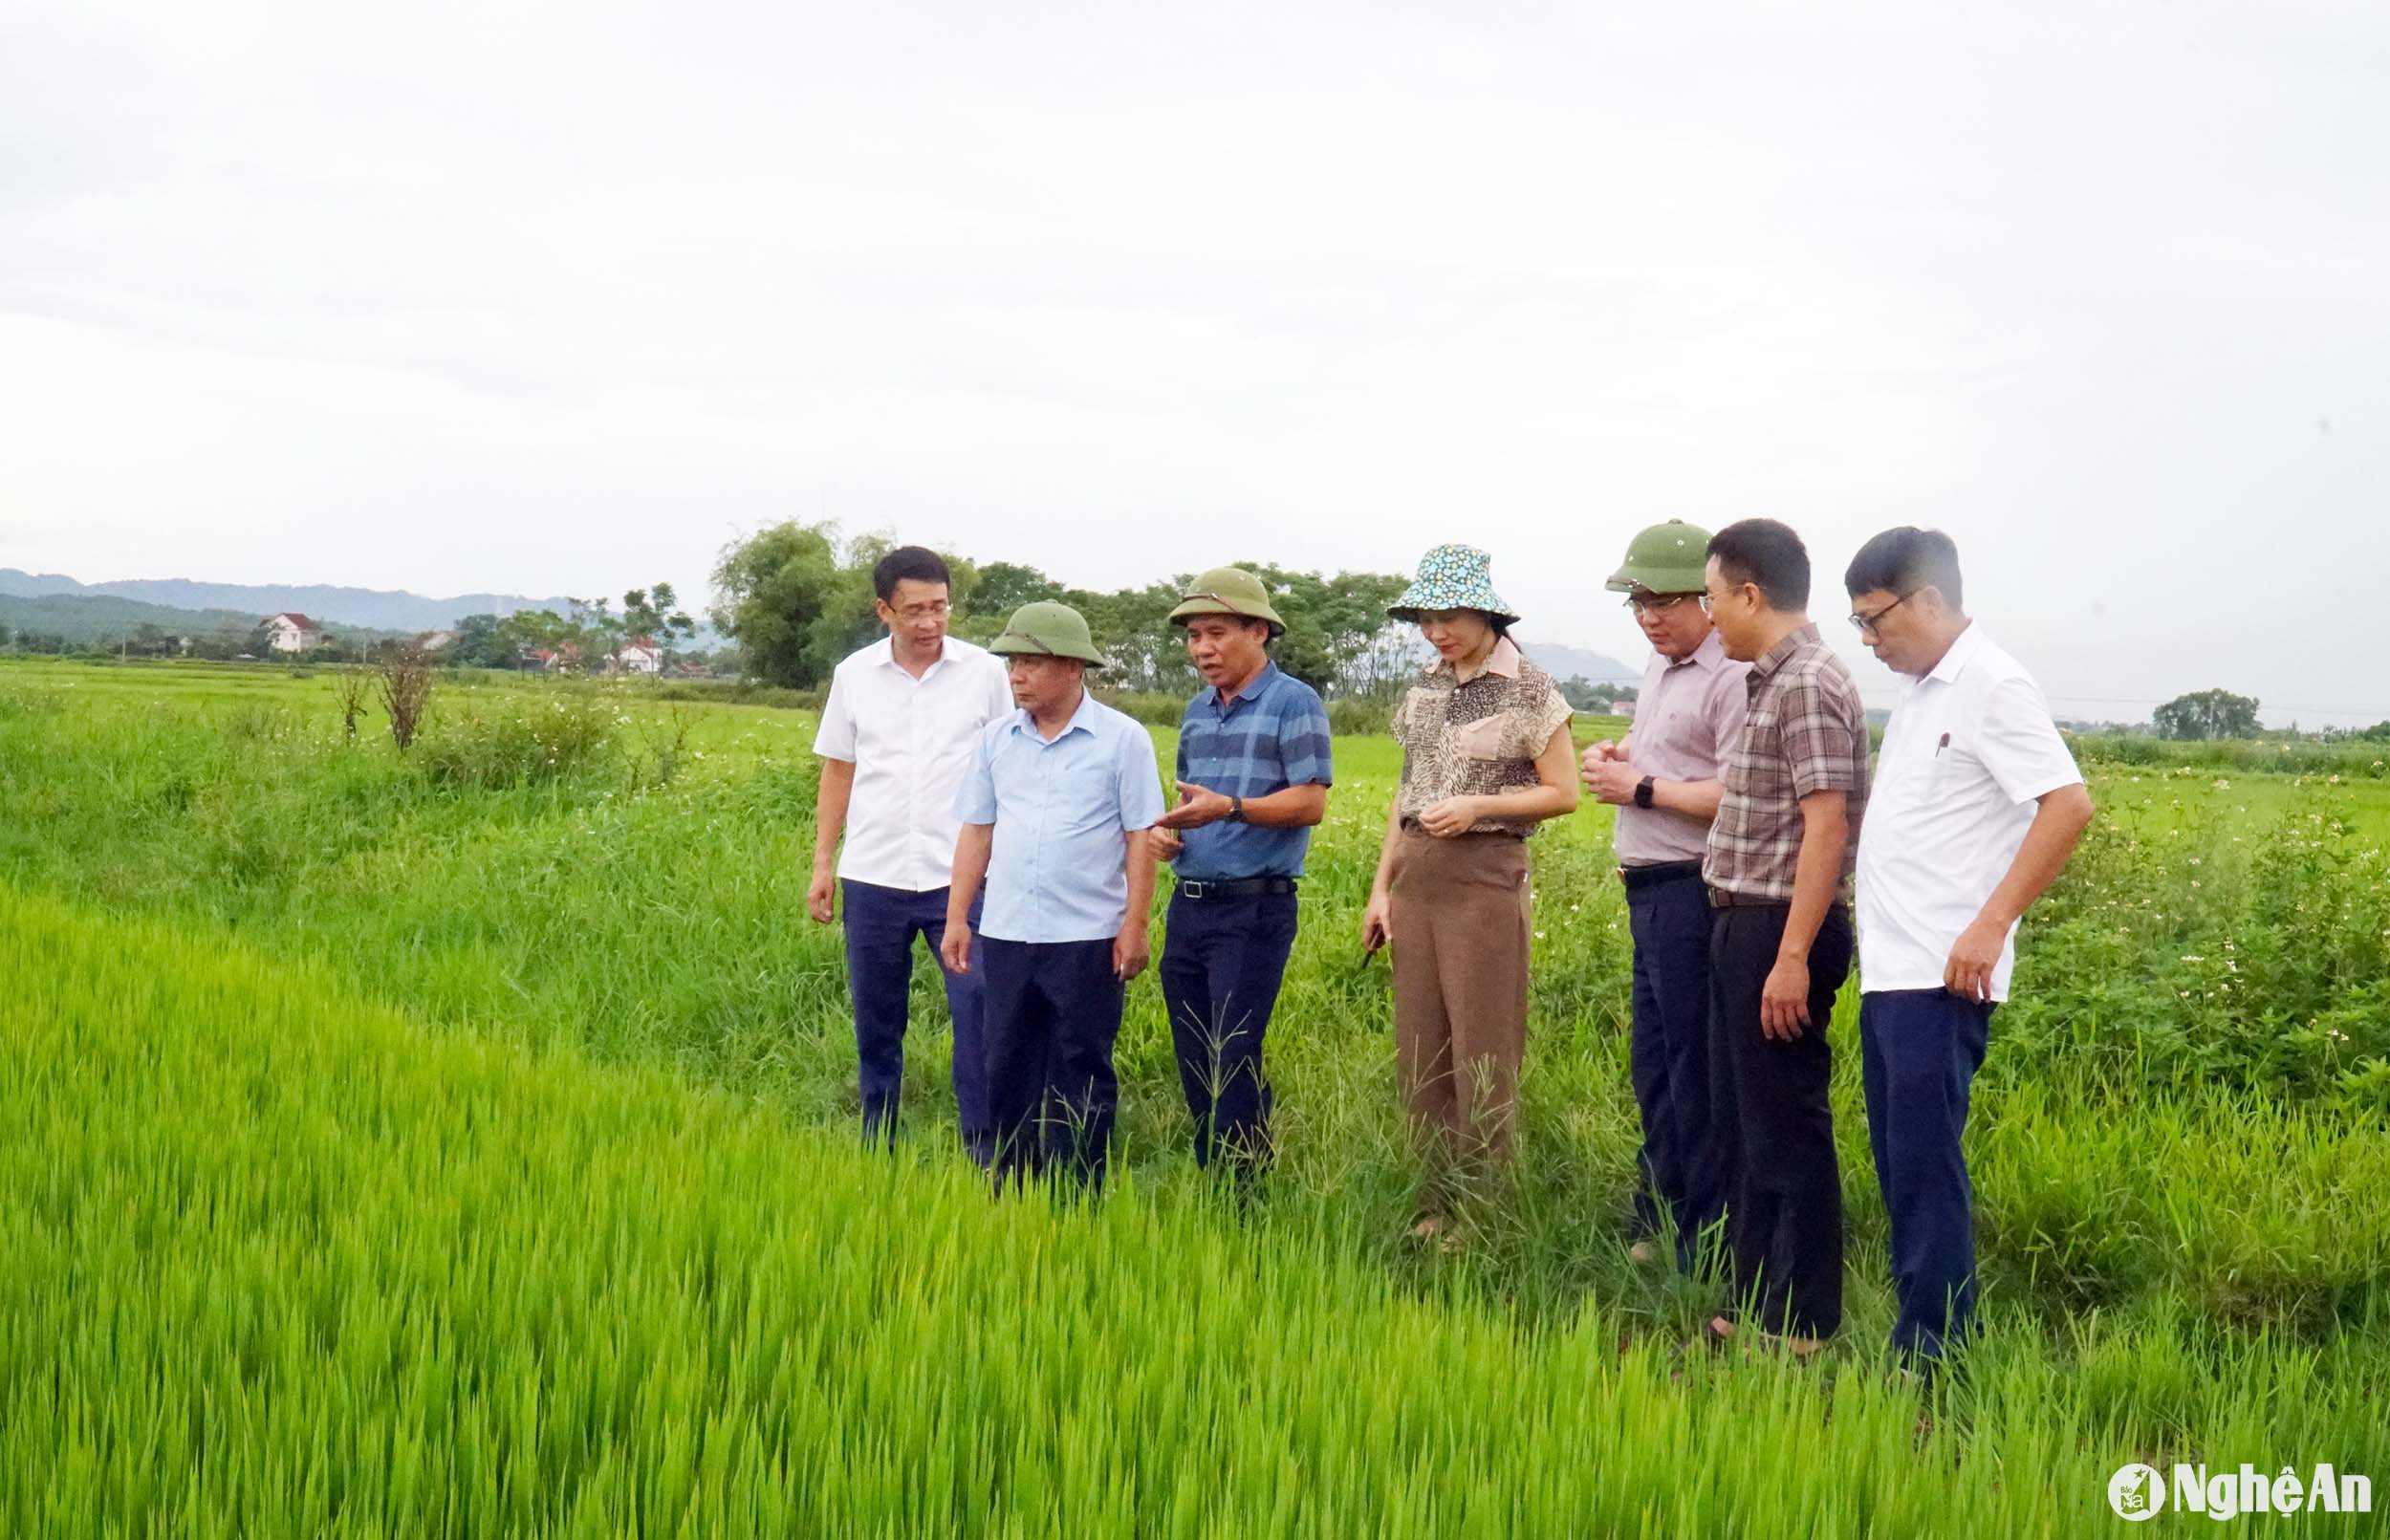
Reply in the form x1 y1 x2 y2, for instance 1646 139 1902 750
609 638 663 676
261 613 323 654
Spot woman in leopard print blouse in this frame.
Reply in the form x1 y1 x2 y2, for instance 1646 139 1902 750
1360 544 1579 1247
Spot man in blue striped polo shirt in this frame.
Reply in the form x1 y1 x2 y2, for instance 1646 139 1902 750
1152 567 1335 1188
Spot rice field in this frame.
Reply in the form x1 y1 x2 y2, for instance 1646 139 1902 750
3 657 2385 1534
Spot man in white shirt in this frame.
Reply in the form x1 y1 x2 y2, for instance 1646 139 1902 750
1581 520 1749 1274
1845 528 2095 1366
811 546 1015 1162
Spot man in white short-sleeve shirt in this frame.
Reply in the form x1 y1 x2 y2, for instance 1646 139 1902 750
811 546 1014 1161
1845 527 2095 1366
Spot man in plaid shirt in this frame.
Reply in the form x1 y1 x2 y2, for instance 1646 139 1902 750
1696 518 1871 1358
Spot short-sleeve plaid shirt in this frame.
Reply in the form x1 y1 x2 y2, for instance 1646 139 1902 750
1172 662 1335 879
1704 622 1871 900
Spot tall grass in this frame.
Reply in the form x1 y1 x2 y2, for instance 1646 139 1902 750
2075 731 2390 778
2 658 2387 1530
6 892 2385 1535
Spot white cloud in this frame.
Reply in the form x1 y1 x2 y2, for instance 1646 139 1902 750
2 0 2386 720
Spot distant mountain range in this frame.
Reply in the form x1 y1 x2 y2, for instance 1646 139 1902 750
1520 639 1641 686
0 565 1634 675
0 570 576 636
0 592 281 647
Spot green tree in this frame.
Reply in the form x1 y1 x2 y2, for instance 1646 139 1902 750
1128 564 1414 698
568 596 625 665
621 584 700 662
960 562 1063 628
1231 565 1411 698
955 558 1413 696
709 522 848 687
448 614 516 669
1558 675 1605 712
2153 688 2262 741
496 608 585 671
712 525 987 685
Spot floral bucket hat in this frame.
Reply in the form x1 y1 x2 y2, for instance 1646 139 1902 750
1386 543 1521 625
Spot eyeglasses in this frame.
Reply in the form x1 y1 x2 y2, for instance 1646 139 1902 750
891 599 950 622
1847 591 1916 637
1623 593 1700 619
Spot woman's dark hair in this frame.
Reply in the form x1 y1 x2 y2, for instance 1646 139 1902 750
872 545 952 602
1844 527 1964 612
1706 519 1810 612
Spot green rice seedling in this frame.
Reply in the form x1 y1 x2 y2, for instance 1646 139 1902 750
1 657 2388 1534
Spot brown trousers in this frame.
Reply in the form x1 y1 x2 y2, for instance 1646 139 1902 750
1388 828 1532 1190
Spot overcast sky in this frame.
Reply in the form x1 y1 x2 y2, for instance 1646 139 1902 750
4 1 2384 722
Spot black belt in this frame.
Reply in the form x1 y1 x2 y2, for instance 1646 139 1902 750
1707 886 1791 910
1618 859 1704 894
1175 877 1299 901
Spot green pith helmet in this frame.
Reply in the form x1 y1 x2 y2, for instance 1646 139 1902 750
989 600 1106 668
1167 566 1286 638
1605 518 1713 596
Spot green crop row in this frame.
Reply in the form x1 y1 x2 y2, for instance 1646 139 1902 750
6 891 2385 1536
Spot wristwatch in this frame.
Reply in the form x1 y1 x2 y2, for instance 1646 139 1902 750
1633 776 1656 810
1227 795 1246 823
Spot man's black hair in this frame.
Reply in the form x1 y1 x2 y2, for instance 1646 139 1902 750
873 545 951 602
1843 527 1964 612
1706 519 1811 613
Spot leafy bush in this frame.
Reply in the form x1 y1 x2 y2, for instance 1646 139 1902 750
1327 698 1393 736
2001 778 2390 1099
2075 733 2390 778
648 679 825 711
416 693 624 790
1095 690 1185 727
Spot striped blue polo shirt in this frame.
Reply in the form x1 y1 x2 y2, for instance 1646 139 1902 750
1172 662 1335 880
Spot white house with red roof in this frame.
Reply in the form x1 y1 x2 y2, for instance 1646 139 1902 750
610 638 663 676
261 613 323 654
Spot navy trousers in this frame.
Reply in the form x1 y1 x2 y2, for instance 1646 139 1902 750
980 937 1125 1191
1624 867 1721 1271
841 879 989 1160
1159 890 1300 1182
1709 900 1854 1340
1859 987 1994 1363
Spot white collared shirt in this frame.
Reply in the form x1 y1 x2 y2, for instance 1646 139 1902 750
814 635 1015 891
1857 624 2083 1001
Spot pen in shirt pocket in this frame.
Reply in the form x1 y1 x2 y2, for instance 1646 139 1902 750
1936 732 1950 758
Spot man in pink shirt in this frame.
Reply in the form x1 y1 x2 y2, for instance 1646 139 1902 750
1583 520 1750 1272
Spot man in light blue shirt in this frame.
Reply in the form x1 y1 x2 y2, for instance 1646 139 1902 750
943 601 1165 1189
